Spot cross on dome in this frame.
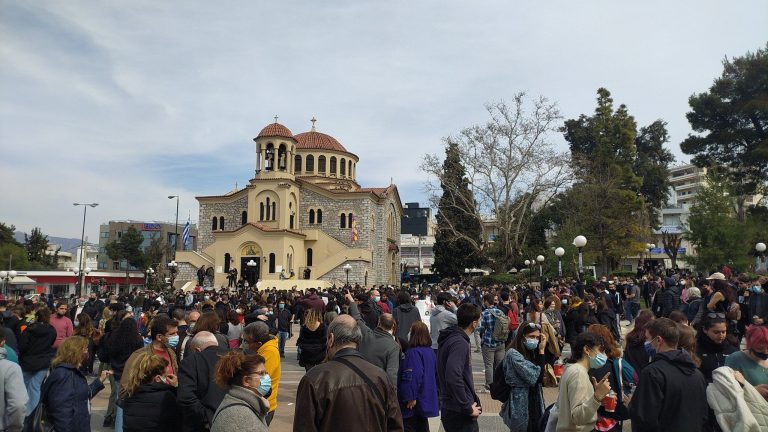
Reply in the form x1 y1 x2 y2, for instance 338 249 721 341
311 116 317 131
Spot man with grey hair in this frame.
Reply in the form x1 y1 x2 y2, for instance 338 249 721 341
294 313 403 432
177 331 227 432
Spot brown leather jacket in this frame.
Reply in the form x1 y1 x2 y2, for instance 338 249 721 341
294 348 403 432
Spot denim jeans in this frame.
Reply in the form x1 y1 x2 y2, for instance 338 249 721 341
481 344 505 387
114 381 123 431
23 369 47 414
278 331 289 357
625 302 640 323
133 307 143 321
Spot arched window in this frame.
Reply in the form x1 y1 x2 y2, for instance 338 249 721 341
340 213 347 229
294 155 302 173
318 155 326 174
266 198 271 220
265 143 275 171
340 158 346 176
317 209 323 224
289 203 294 229
330 156 337 176
272 202 276 221
219 216 224 230
269 253 276 273
224 253 231 273
278 144 287 170
348 213 354 228
212 216 218 231
307 248 313 267
305 155 314 173
241 211 247 225
348 160 352 178
309 209 315 224
260 203 265 221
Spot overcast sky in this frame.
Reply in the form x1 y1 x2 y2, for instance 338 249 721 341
1 0 766 240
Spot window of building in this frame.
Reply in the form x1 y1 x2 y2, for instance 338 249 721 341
272 202 277 221
307 248 313 267
318 155 326 174
340 213 347 229
330 156 337 176
212 217 218 231
100 232 109 238
241 211 247 225
113 261 121 270
348 213 354 228
317 209 323 224
340 158 346 176
219 216 224 230
269 253 276 273
224 253 231 273
306 155 314 173
309 209 315 224
295 155 302 173
260 203 265 221
349 160 352 178
266 198 271 220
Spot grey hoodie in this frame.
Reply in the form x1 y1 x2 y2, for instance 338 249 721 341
0 346 28 432
430 305 458 349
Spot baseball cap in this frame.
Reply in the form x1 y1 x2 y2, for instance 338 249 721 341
706 272 726 280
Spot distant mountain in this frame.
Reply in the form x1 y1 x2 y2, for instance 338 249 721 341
13 232 95 252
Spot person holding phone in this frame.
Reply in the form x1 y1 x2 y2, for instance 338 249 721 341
500 322 547 432
552 332 612 432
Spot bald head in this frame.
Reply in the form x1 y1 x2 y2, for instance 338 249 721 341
378 313 395 332
190 331 218 351
327 314 362 349
187 310 201 322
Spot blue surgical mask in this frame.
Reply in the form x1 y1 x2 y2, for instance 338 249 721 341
166 335 179 348
278 303 285 310
751 286 762 293
561 299 568 305
524 338 539 351
374 296 381 303
644 340 656 356
589 351 608 369
258 374 272 396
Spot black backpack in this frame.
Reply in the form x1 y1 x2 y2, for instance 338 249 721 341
489 361 511 402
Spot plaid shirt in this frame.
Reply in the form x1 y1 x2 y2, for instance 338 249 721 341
479 306 505 348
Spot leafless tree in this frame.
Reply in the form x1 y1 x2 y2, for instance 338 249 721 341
661 230 682 269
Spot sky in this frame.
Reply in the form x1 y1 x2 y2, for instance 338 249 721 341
1 0 766 241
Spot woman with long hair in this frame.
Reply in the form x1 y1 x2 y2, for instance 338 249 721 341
586 324 637 431
296 308 326 371
210 351 270 432
543 295 565 339
398 321 438 432
678 325 702 369
695 314 735 383
44 336 111 431
227 310 243 349
19 307 56 414
121 352 181 432
623 309 655 374
500 322 547 432
526 299 549 326
551 332 611 432
74 313 99 375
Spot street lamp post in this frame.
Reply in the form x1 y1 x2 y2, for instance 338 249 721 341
536 255 545 280
555 247 565 278
0 269 17 298
168 260 178 288
247 259 258 287
74 202 98 297
72 267 91 295
573 235 587 279
145 267 155 289
756 242 766 271
168 196 179 260
524 259 531 283
343 263 352 287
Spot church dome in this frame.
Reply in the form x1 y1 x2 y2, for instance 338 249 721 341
295 131 348 153
256 122 294 140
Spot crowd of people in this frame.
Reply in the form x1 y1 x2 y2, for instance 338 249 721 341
0 268 767 432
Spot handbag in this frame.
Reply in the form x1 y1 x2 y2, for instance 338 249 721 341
23 372 54 432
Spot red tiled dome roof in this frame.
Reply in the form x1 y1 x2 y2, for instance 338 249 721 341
256 123 293 139
294 131 348 153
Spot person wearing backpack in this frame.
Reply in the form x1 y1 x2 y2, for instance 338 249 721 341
478 293 508 391
499 322 548 432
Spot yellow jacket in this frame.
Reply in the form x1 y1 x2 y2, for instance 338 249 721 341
257 336 281 413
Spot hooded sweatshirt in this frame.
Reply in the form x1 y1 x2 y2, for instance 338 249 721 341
436 325 479 416
430 306 457 350
629 349 709 432
393 303 421 341
0 346 27 432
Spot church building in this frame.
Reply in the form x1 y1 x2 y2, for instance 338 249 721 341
174 119 402 289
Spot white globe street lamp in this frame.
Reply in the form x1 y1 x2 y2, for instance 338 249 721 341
757 243 767 270
573 236 587 277
555 247 565 277
343 263 352 287
0 270 17 297
536 255 545 278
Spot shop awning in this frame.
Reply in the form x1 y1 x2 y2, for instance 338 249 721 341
9 276 37 285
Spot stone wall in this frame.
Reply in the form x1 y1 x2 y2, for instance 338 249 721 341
321 261 373 287
198 195 248 251
299 189 373 250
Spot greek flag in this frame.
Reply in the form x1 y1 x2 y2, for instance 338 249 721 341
182 219 191 250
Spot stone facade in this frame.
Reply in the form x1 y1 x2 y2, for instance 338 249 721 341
199 195 248 251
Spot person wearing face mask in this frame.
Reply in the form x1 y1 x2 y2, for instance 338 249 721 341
725 324 768 386
177 331 227 432
500 322 547 432
629 318 709 432
550 332 611 432
121 316 179 399
121 352 182 432
696 314 737 382
209 351 270 432
393 291 421 342
747 280 768 326
241 321 281 425
276 298 294 358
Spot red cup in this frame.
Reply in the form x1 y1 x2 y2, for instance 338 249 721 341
553 363 564 377
602 393 617 412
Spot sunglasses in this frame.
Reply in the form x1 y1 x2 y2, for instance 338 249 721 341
707 313 726 319
527 322 542 330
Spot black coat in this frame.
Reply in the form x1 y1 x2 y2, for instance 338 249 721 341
696 332 738 383
436 325 479 416
123 382 182 432
296 323 327 367
624 342 650 374
19 322 56 372
177 346 227 432
45 363 105 432
629 350 708 432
